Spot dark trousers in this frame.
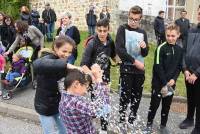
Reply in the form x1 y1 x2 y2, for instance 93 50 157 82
119 73 145 124
147 89 173 126
156 35 166 45
185 78 200 129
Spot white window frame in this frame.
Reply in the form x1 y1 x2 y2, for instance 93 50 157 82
166 0 186 20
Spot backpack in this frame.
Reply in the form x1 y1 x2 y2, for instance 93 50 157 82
83 35 95 48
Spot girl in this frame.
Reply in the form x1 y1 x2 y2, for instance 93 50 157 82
33 35 82 134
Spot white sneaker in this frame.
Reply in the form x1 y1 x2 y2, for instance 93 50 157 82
99 130 107 134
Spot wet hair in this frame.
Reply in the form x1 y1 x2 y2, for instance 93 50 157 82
64 69 92 89
96 18 109 28
166 23 180 33
15 20 29 33
52 35 76 51
128 6 143 16
159 10 165 15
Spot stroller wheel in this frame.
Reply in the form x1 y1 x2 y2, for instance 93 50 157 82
2 91 12 100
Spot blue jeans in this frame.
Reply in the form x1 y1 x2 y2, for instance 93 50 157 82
39 113 66 134
46 22 55 40
5 72 21 82
88 26 96 36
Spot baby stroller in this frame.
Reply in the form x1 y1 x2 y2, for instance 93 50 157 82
1 46 35 100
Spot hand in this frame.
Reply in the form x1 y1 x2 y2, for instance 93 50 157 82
139 41 146 49
184 70 191 81
133 60 144 71
91 64 103 83
161 85 168 96
81 65 92 75
3 51 9 56
188 74 198 84
167 79 175 86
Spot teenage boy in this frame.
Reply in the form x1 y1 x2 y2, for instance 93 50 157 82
80 18 115 133
115 5 149 131
179 5 200 134
145 24 183 134
154 10 166 45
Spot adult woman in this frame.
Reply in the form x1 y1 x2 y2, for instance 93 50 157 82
56 12 80 64
0 12 8 49
4 20 44 60
20 6 32 25
33 35 82 134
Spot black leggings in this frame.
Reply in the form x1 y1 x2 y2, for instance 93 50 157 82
147 89 173 126
185 78 200 129
119 73 145 124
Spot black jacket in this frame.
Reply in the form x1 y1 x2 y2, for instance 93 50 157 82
80 34 115 77
154 16 165 36
4 25 16 47
183 25 200 77
33 53 67 116
175 18 190 39
86 10 97 26
31 10 40 25
42 9 57 24
152 42 183 90
115 24 149 74
100 12 110 20
0 24 8 47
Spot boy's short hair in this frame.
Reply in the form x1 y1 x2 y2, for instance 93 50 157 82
64 69 92 90
128 5 143 16
166 23 180 33
96 18 109 28
181 10 187 14
159 10 165 15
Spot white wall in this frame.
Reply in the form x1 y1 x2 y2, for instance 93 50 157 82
118 0 167 16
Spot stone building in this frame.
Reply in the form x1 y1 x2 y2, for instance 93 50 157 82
29 0 200 40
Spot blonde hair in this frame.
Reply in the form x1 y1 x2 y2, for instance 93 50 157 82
166 23 180 33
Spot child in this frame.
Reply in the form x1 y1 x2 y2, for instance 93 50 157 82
4 53 26 85
33 35 82 134
59 64 110 134
145 24 183 133
115 6 149 132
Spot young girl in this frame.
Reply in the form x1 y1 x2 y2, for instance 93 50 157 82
59 65 110 134
33 35 81 134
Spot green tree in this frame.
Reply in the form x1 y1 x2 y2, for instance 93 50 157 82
0 0 30 19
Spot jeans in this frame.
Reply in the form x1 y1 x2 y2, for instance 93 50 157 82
88 26 95 36
39 113 66 134
46 22 55 40
5 72 21 82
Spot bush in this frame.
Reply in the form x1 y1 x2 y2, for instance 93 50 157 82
0 0 30 20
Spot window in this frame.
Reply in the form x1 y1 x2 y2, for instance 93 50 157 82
166 0 186 20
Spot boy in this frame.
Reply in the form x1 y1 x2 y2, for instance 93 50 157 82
81 18 115 133
81 18 115 83
145 24 183 133
59 65 110 134
115 5 149 131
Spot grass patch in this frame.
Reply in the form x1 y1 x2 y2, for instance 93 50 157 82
44 31 186 97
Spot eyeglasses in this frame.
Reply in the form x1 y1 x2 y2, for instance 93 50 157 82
128 17 141 23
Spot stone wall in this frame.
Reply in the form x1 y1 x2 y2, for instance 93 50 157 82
30 0 119 32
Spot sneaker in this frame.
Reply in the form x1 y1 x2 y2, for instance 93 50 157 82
99 130 107 134
191 128 200 134
159 125 169 134
117 122 127 134
2 92 12 100
179 118 194 129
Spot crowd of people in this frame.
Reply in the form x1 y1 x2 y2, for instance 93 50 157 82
0 2 199 134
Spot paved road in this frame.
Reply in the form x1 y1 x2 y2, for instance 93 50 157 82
0 114 42 134
0 85 194 134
